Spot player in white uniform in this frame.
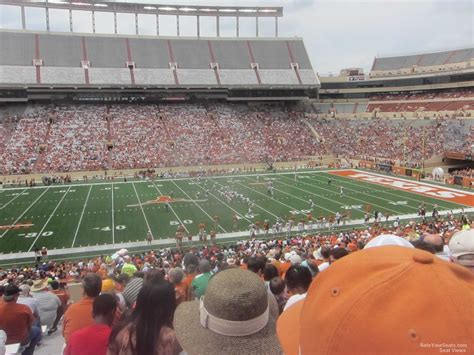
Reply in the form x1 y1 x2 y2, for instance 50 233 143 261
340 186 344 197
309 198 315 209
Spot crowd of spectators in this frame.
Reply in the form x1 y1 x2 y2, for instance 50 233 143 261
0 103 471 175
311 117 470 166
0 212 473 354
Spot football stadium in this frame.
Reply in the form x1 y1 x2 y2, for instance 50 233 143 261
0 1 473 354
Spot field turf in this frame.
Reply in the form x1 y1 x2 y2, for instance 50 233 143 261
0 169 472 259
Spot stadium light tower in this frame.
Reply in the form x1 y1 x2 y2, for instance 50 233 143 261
0 0 283 37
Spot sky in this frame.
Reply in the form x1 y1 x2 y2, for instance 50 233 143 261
0 0 472 74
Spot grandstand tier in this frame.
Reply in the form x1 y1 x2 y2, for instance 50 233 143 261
370 47 473 78
0 30 319 97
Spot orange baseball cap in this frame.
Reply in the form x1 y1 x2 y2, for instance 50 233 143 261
277 246 474 355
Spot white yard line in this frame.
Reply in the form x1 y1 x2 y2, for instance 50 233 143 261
71 185 93 248
318 172 460 208
196 180 251 223
278 175 401 215
132 182 154 237
150 180 190 234
238 178 338 215
111 183 115 244
211 178 279 219
171 180 227 233
28 187 71 252
0 188 50 239
0 188 28 210
1 169 330 191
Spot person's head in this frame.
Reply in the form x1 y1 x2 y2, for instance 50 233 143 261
92 293 117 326
110 279 176 355
247 256 264 275
183 253 199 273
449 230 474 272
263 264 279 282
50 280 60 290
329 248 349 264
320 246 331 260
169 267 185 285
423 233 444 253
199 259 211 274
269 277 285 296
411 240 436 254
18 284 31 297
83 273 102 298
277 246 474 354
174 268 281 354
3 285 20 303
115 273 130 292
285 265 312 294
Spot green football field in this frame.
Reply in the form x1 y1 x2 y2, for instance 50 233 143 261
0 169 472 261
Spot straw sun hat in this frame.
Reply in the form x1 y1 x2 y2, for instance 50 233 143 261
174 268 281 355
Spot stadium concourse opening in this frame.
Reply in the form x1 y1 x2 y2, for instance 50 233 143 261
0 1 474 355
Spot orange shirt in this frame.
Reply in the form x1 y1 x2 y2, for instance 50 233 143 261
0 302 33 344
280 262 292 278
63 297 94 343
182 273 196 301
52 289 70 308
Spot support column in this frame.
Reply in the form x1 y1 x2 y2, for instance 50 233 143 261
216 16 220 37
45 6 50 31
69 9 73 32
135 12 139 35
197 15 200 38
92 10 96 33
256 16 259 37
114 12 118 34
21 6 26 30
236 16 239 37
156 14 159 35
275 16 278 37
177 15 180 36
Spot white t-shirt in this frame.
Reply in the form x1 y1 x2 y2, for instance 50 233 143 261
318 261 330 272
284 293 307 312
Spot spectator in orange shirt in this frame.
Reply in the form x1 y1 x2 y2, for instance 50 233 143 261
169 268 186 306
63 273 102 344
181 253 198 301
0 285 41 355
64 294 117 355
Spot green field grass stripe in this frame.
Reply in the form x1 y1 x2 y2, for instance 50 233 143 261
321 172 464 210
212 178 279 219
27 187 71 252
272 175 364 214
71 185 93 248
131 182 154 238
150 180 189 234
0 188 28 210
111 183 115 244
280 174 401 215
198 180 251 223
0 188 50 239
241 176 338 215
311 173 421 212
171 180 227 233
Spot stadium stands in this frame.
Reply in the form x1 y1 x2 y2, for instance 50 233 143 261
0 103 471 174
370 47 473 77
0 30 319 88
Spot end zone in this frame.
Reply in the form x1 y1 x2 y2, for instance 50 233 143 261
329 170 474 207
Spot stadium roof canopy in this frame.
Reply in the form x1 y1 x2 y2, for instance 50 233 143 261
0 0 283 37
